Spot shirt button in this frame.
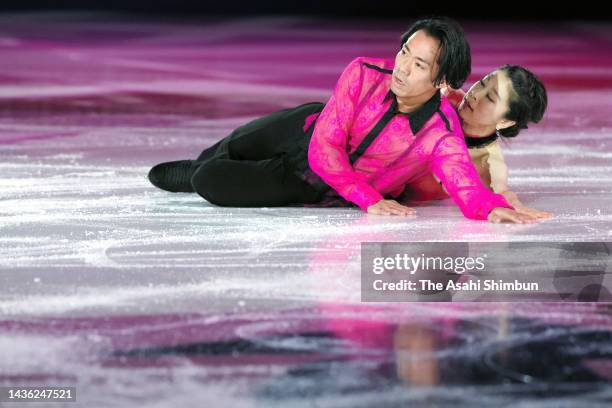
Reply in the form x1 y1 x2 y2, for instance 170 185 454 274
369 103 376 110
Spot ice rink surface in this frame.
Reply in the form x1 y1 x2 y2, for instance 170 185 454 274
1 12 611 407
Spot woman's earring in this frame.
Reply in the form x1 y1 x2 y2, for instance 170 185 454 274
495 125 502 136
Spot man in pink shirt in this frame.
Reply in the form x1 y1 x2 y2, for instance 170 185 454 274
148 17 537 223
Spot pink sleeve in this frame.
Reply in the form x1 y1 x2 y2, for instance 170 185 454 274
429 134 514 220
307 57 384 212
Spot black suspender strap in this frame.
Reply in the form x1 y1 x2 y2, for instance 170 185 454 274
437 109 452 132
348 97 398 165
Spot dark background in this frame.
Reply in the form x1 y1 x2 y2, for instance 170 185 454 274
0 0 609 21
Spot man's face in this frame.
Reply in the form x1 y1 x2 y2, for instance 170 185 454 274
391 30 442 99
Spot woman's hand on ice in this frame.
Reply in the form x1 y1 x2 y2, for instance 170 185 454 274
367 200 416 216
487 207 538 224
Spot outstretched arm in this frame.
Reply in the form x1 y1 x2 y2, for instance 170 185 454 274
486 142 553 219
429 133 537 223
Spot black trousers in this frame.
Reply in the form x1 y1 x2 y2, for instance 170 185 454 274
191 102 326 207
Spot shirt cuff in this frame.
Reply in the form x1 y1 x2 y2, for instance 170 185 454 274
479 193 515 220
348 184 384 212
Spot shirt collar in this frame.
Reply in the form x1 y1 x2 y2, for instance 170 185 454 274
383 88 442 134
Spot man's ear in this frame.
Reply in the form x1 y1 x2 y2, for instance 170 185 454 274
435 78 448 89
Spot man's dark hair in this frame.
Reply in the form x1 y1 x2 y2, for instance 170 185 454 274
497 65 548 138
400 17 471 89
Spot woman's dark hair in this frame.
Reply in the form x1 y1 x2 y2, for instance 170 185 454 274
497 65 548 138
400 17 471 89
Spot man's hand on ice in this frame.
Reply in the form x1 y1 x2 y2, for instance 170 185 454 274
500 190 554 220
487 207 538 224
367 200 416 216
513 204 554 220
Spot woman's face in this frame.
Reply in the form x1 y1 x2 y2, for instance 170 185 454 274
457 69 516 135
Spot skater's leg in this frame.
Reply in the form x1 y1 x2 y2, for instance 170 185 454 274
190 155 321 207
151 104 303 192
195 138 226 161
151 102 323 194
195 102 323 162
